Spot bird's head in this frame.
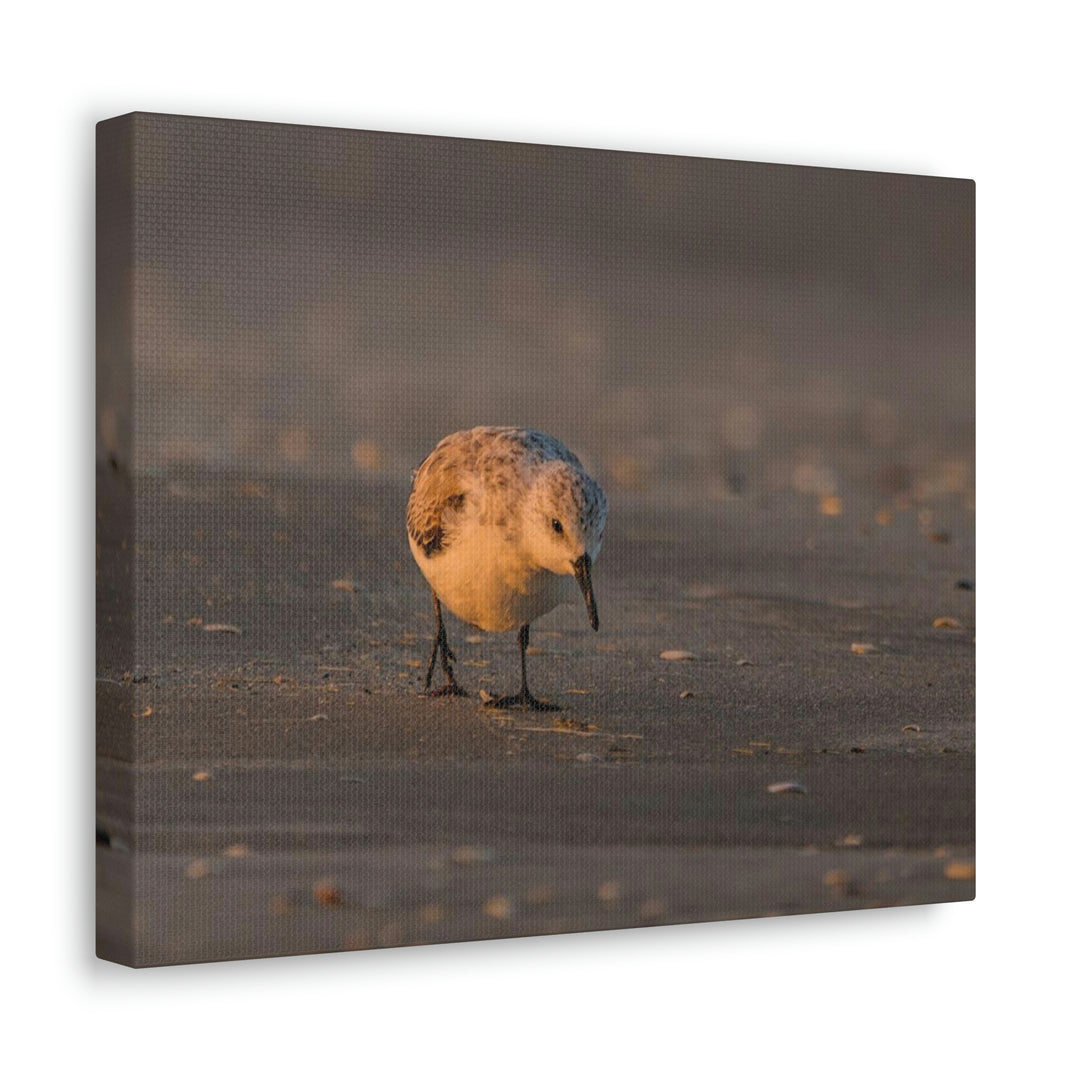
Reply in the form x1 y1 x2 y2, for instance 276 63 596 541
523 461 607 631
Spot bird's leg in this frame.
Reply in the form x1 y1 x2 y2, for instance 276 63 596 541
485 624 560 711
423 602 440 691
423 592 467 698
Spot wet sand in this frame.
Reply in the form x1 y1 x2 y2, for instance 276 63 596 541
96 469 974 966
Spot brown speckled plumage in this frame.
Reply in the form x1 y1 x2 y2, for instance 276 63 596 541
407 427 603 560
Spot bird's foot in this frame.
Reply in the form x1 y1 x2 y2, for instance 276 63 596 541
484 691 560 712
423 682 469 699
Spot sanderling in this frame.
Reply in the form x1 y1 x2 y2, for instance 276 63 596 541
407 427 607 710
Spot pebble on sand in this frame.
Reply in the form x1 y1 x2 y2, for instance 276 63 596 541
660 650 698 661
767 781 807 795
312 879 343 907
850 642 879 655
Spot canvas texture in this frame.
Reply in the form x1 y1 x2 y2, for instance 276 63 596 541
96 113 974 967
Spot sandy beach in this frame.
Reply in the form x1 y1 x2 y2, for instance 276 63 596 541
96 466 974 965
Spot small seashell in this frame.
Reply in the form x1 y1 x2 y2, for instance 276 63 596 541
660 650 698 661
735 658 754 666
638 899 666 920
575 752 602 763
679 690 694 699
597 880 621 902
350 439 381 471
902 723 922 733
191 771 211 782
451 845 490 865
850 642 879 655
767 780 806 795
203 623 241 634
822 868 853 893
483 895 512 919
478 689 495 703
933 616 962 629
420 902 445 924
944 861 975 881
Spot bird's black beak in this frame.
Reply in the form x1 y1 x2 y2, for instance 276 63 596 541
572 553 599 631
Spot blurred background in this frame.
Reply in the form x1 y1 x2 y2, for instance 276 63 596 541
102 113 973 508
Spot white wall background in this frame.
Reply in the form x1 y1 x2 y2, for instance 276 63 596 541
3 2 1073 1076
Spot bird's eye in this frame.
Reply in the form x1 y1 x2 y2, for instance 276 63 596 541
552 519 563 534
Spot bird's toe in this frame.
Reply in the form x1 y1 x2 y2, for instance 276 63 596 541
484 692 560 712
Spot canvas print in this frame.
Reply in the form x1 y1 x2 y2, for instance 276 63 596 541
96 113 974 966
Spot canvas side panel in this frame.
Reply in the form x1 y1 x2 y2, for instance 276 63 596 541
96 114 137 966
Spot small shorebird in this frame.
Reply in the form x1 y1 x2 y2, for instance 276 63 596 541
407 427 607 710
